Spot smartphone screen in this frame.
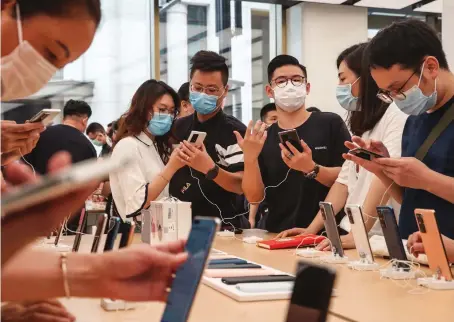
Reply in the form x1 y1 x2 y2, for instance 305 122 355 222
285 261 335 322
161 217 219 322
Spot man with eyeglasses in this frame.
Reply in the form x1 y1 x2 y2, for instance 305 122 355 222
344 19 454 240
236 55 351 233
170 50 247 229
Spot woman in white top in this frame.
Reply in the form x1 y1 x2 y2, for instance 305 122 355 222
277 43 407 249
110 80 185 224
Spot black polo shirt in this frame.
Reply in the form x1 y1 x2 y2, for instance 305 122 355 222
259 112 351 233
170 111 247 227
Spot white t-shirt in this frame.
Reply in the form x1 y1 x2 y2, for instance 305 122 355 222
109 131 169 222
336 104 408 235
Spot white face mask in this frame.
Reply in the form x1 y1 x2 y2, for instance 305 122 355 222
273 83 307 113
1 4 58 101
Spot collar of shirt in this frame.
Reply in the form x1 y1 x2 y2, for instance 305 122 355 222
135 131 153 147
193 109 225 130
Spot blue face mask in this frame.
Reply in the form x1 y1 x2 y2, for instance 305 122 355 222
336 78 360 111
147 113 173 136
189 91 220 115
394 61 438 116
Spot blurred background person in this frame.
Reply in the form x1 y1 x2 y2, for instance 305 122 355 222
86 122 111 157
260 102 278 126
177 82 195 118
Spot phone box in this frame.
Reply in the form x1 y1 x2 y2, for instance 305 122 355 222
141 198 192 244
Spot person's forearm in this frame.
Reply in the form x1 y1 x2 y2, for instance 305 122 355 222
243 160 265 203
306 182 348 233
425 169 454 204
376 172 404 204
249 204 259 227
314 166 341 187
145 165 177 207
2 249 101 302
101 181 111 197
362 176 390 231
213 170 243 195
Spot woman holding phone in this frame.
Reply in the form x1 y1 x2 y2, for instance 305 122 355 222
277 43 407 249
110 80 185 226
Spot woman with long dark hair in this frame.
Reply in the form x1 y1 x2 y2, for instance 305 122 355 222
110 79 185 223
277 43 407 249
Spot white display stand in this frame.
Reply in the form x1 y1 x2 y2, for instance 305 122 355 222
348 259 379 271
34 243 71 252
296 248 324 258
320 253 349 264
380 266 416 280
100 299 137 311
417 276 454 290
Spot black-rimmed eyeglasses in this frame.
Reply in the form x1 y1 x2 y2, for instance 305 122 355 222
271 76 306 88
376 70 417 104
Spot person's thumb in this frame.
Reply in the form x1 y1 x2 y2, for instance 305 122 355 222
169 252 188 269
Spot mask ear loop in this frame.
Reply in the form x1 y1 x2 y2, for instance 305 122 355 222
15 3 23 44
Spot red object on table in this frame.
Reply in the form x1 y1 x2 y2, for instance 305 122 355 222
257 234 326 250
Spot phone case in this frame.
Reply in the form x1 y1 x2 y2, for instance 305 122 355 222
222 275 295 285
414 209 453 281
346 205 374 263
104 217 121 251
319 202 344 257
376 206 407 262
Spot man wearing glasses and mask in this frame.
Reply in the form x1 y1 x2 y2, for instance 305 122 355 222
170 51 247 229
236 55 351 233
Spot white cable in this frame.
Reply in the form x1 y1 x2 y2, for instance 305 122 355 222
20 150 36 178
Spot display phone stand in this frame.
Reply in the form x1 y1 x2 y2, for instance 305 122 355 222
296 248 324 258
36 242 71 252
348 253 379 271
417 270 454 290
100 299 137 311
380 262 415 280
320 249 348 264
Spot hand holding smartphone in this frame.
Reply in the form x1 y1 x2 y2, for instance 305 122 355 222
278 129 303 154
187 131 207 147
29 109 60 126
348 147 384 161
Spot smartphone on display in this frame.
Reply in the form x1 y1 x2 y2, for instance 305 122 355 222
54 220 66 246
278 129 303 153
376 206 408 269
29 109 60 126
414 209 452 281
103 217 121 251
91 214 108 253
187 131 207 146
345 205 374 264
222 275 295 285
319 202 344 257
285 261 336 322
119 221 136 248
2 154 133 215
72 209 88 252
348 148 384 161
161 217 220 322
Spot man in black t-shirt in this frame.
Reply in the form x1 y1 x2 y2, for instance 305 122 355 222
236 55 351 233
170 51 247 229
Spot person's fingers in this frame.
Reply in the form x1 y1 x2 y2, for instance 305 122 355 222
7 122 45 133
176 155 190 166
374 158 401 167
182 141 197 153
252 121 262 137
3 161 38 186
351 136 367 148
279 143 288 152
46 152 72 174
280 150 291 166
178 150 191 161
411 243 425 256
260 130 267 144
26 302 75 320
257 122 267 138
25 312 72 322
300 140 310 153
344 141 357 150
233 131 243 145
180 143 195 158
285 142 300 156
245 120 254 139
154 240 186 254
275 231 287 239
166 252 188 270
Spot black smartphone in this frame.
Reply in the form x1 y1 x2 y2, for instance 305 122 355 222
161 217 220 322
222 275 295 285
285 261 336 322
209 259 248 265
319 202 344 258
376 206 409 270
348 148 384 161
207 263 261 269
278 129 303 153
91 214 108 253
103 217 121 251
119 222 136 248
72 209 87 252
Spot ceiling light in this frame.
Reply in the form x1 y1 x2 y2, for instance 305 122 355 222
355 0 420 10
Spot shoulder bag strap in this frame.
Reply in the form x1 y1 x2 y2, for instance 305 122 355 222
415 103 454 161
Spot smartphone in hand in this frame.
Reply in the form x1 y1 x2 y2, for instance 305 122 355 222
278 129 303 154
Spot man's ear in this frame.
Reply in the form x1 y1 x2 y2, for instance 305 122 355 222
306 83 311 95
424 56 440 81
266 84 274 99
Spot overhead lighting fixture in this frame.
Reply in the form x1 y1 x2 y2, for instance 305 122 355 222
370 12 407 17
298 0 346 4
415 0 442 13
355 0 420 10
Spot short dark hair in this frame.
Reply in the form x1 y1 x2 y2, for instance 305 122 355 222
260 103 276 121
190 51 229 86
367 19 449 71
178 82 190 102
16 0 102 27
63 99 92 119
86 122 105 135
267 55 307 83
307 107 320 112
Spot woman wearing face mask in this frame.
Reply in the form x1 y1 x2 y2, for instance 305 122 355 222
110 80 185 227
277 43 408 250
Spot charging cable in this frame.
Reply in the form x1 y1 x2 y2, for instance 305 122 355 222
19 149 36 178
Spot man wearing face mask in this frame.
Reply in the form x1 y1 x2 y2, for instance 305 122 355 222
24 99 97 175
86 122 112 157
236 55 351 233
170 51 247 229
344 20 454 239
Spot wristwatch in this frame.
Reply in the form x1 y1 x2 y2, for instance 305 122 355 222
205 164 220 180
304 163 320 180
